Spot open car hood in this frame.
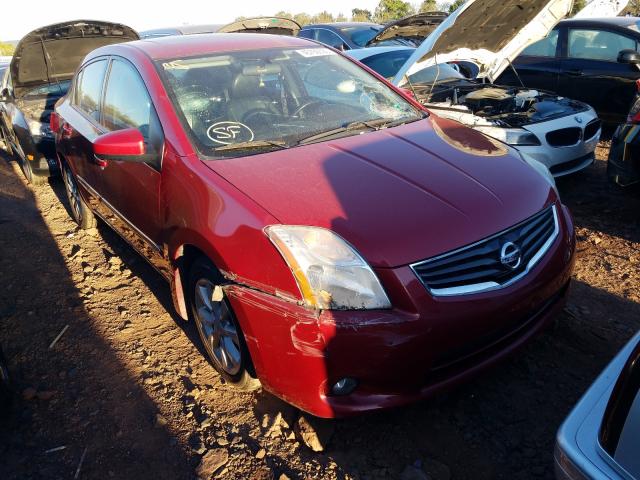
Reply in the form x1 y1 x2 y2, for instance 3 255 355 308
573 0 629 18
366 12 448 46
392 0 573 85
218 17 301 35
11 20 138 98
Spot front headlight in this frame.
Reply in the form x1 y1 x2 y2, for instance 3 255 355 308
475 126 540 146
265 225 391 310
27 118 53 138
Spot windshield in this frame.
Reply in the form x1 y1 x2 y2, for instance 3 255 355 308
359 50 414 79
338 25 383 47
406 63 466 86
23 80 71 98
158 47 421 158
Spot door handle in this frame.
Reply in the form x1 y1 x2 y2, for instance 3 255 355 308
567 69 584 76
93 154 108 169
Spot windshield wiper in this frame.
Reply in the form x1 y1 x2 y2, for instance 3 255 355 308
297 118 407 146
214 140 288 152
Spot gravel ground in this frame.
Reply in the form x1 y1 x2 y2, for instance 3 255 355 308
0 141 639 480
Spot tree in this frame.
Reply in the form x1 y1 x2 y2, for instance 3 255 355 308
293 13 312 26
419 0 438 13
448 0 465 13
336 13 348 22
627 0 640 15
274 11 294 19
374 0 415 23
311 11 335 23
0 42 14 56
352 8 373 21
570 0 586 16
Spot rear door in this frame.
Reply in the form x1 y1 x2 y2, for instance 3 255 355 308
557 26 640 123
501 28 562 92
90 57 164 252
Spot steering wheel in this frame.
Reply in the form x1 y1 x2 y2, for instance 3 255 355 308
242 109 279 126
292 100 325 118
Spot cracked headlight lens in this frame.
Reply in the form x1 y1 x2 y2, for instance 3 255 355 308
265 225 391 310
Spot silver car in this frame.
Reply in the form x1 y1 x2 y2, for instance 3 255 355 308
555 331 640 480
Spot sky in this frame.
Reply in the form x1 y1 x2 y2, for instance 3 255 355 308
2 0 381 41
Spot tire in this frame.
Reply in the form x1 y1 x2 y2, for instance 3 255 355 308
61 162 96 230
10 136 47 186
187 257 260 391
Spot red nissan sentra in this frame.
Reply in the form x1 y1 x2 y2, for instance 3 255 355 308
52 33 575 418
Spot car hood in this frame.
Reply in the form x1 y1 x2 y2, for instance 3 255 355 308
11 20 138 98
217 17 301 36
392 0 573 85
205 116 557 268
366 12 448 47
573 0 629 18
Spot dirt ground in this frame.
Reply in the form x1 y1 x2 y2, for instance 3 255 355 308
0 141 639 480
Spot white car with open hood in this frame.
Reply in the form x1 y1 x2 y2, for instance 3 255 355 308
390 0 613 177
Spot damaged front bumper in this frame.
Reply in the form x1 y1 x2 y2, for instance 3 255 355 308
223 205 575 418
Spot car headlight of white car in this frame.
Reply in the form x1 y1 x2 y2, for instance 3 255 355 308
475 126 541 146
265 225 391 310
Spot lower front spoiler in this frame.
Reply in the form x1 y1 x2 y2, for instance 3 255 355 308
224 278 570 418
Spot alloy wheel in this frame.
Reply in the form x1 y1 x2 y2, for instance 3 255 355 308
193 279 242 376
63 167 83 223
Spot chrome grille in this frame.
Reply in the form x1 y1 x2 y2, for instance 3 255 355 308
411 205 559 296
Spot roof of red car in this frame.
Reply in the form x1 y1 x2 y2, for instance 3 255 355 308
122 33 316 60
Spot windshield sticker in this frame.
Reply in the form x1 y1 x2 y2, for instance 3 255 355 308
207 122 255 145
296 48 336 58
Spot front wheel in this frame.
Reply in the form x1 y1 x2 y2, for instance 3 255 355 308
62 163 96 229
187 257 260 391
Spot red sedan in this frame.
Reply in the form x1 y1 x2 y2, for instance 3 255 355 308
52 33 575 418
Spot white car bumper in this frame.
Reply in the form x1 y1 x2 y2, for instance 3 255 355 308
517 108 601 178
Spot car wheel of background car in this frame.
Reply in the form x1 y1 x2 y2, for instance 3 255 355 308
11 137 47 186
62 162 96 230
187 257 260 391
0 126 12 155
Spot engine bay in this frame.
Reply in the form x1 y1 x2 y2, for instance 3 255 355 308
415 83 588 128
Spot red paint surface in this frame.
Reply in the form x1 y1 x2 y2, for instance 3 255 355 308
54 34 576 417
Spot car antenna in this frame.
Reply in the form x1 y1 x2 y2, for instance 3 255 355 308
507 58 525 88
427 52 440 101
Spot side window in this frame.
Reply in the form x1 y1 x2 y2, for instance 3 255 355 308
102 59 163 164
568 29 636 61
521 29 559 57
76 60 107 122
316 29 345 49
298 29 315 40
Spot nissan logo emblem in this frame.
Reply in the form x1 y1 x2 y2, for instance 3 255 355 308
500 242 522 270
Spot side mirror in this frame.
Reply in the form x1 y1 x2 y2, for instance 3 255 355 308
93 128 146 165
618 49 640 64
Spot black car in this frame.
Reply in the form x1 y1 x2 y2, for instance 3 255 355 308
608 81 640 186
0 21 138 185
298 22 407 50
498 17 640 125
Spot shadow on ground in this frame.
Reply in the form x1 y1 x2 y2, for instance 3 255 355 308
0 152 193 479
